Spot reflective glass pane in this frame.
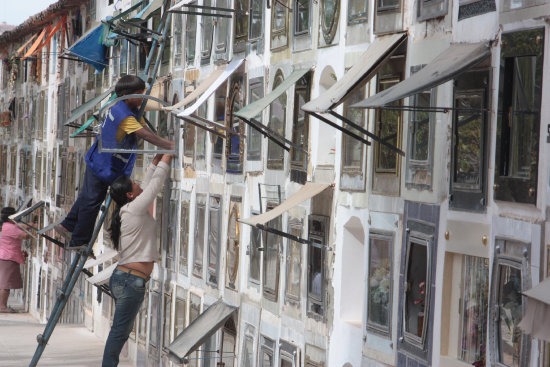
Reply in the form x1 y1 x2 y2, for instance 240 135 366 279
367 235 392 334
454 92 483 189
242 335 254 367
185 4 197 63
404 241 428 339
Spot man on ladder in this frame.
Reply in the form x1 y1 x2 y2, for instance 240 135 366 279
55 75 174 250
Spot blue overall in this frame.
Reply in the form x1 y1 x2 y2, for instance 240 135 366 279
62 101 140 246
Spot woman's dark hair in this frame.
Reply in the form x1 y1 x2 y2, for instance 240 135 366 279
109 176 133 249
115 75 146 97
0 207 15 231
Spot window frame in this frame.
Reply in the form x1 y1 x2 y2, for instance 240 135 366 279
417 0 448 21
319 0 340 45
402 231 433 349
279 340 299 367
405 65 436 191
294 0 312 36
270 0 289 50
249 0 264 42
374 77 402 175
290 72 311 181
200 0 214 65
348 0 368 24
185 2 197 65
267 70 286 170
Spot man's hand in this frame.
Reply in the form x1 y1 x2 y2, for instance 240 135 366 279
135 127 174 150
152 153 163 165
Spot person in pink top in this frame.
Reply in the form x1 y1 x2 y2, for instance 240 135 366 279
0 207 32 312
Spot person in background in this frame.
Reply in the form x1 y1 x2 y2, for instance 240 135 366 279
56 75 175 250
102 153 172 367
0 207 32 312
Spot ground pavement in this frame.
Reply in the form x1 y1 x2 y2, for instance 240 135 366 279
0 296 133 366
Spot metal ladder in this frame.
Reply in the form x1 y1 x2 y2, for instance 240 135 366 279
29 0 173 365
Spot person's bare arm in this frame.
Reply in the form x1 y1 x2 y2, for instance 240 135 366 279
135 127 175 150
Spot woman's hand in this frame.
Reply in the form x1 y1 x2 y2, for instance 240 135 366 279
152 153 163 166
160 154 173 165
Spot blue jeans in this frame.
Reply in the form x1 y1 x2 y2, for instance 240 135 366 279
102 269 147 367
61 165 108 245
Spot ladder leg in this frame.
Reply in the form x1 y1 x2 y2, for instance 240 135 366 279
29 195 112 367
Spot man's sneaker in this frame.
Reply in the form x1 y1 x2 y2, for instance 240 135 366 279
54 223 72 241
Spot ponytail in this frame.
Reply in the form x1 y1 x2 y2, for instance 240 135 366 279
109 176 133 250
110 205 123 250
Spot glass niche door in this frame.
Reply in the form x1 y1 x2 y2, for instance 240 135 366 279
491 240 531 367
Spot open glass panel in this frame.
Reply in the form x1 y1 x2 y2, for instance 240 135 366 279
214 0 230 62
